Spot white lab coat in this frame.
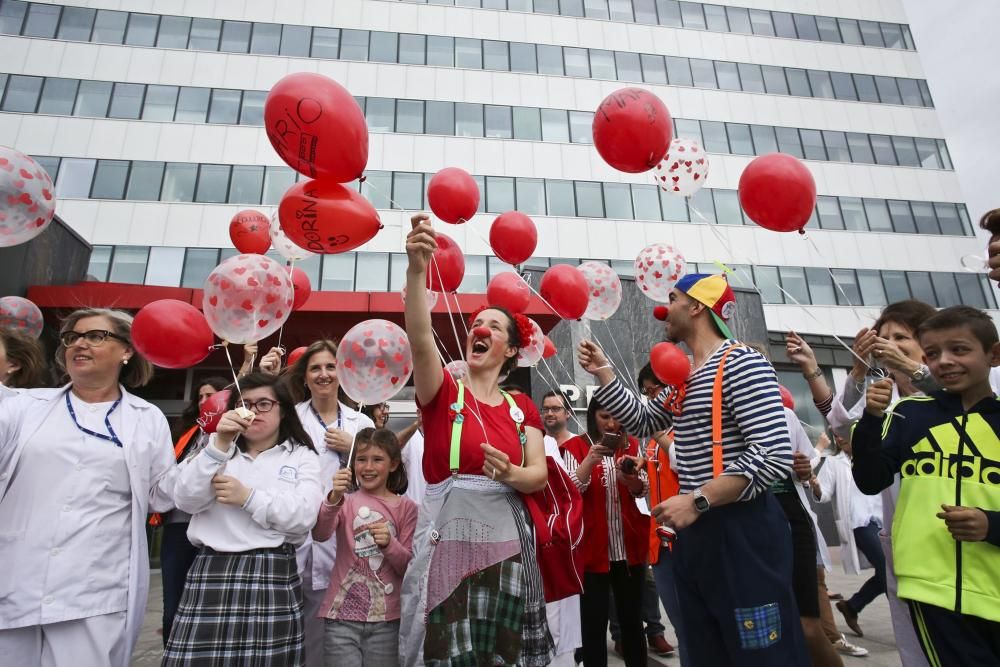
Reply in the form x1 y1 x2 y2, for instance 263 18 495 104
782 408 831 572
0 385 176 666
814 452 872 575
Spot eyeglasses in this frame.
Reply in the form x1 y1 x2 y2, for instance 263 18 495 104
60 329 129 348
540 406 566 414
243 399 277 414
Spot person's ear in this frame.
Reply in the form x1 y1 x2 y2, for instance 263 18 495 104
989 342 1000 368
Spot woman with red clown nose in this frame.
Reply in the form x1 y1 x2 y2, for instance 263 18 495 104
399 213 553 666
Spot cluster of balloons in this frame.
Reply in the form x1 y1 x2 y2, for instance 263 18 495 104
0 147 56 249
337 319 413 405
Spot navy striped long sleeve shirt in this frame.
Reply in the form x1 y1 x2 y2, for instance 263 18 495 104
594 341 792 500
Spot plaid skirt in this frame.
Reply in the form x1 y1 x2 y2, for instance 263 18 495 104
162 543 305 666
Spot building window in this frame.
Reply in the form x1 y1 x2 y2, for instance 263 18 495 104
356 253 389 291
689 59 717 88
280 24 311 57
455 103 484 137
108 246 149 284
665 56 693 87
761 66 788 95
541 109 569 143
603 183 633 220
143 85 178 121
486 176 516 213
181 248 220 288
126 161 165 201
392 172 423 210
546 179 576 217
2 74 41 112
262 166 295 206
239 90 265 125
311 27 339 58
161 163 198 202
194 165 231 204
513 107 542 140
87 245 112 281
888 200 915 233
906 272 936 306
857 270 887 306
157 15 191 48
56 158 96 199
37 78 80 116
90 160 130 199
575 181 604 218
804 268 836 306
208 89 241 124
228 165 264 204
425 101 455 135
399 33 426 65
516 178 546 215
632 184 661 221
483 40 509 70
568 111 592 144
778 266 809 305
641 55 667 84
930 273 960 307
145 247 185 286
57 6 95 41
484 105 513 139
564 47 590 77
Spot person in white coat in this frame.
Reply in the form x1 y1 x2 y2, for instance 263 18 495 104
0 307 176 667
262 340 374 667
163 372 323 666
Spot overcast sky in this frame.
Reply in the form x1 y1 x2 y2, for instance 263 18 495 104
902 0 1000 243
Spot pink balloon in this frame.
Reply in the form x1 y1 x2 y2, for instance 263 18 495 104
0 147 55 248
634 243 686 303
516 318 545 368
0 296 43 338
578 261 622 320
203 254 294 344
337 319 413 405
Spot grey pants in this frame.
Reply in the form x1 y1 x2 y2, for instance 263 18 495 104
324 619 400 667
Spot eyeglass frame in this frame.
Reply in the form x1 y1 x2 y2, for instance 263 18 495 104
242 399 278 414
59 329 130 348
540 406 567 414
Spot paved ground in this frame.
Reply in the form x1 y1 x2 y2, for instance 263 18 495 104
131 566 902 666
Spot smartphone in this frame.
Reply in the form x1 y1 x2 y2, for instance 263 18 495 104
600 431 627 450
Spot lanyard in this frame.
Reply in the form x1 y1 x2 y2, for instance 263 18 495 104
65 391 123 448
310 402 343 431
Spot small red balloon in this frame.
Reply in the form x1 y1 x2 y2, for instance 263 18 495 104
779 384 795 410
542 336 557 359
229 210 271 254
290 267 311 311
427 167 480 224
738 153 817 233
426 231 465 293
540 265 589 320
278 180 382 254
592 88 673 173
287 346 308 366
486 272 531 314
132 299 214 369
652 305 669 321
650 342 690 388
264 72 368 182
197 389 231 434
489 212 537 265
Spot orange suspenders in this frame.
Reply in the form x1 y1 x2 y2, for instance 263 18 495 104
711 345 744 478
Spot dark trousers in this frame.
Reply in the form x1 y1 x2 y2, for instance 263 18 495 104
673 493 809 666
160 522 199 646
847 520 886 615
581 562 647 667
609 564 665 640
909 600 1000 667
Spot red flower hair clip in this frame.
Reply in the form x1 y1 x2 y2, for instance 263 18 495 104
468 305 535 349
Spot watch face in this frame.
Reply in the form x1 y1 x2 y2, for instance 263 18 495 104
694 495 710 511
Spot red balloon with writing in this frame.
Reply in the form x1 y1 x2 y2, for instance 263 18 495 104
592 88 673 174
229 210 271 254
132 299 214 369
198 389 232 434
278 180 382 254
264 72 368 183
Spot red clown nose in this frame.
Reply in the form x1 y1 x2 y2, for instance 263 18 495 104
653 306 669 321
471 326 491 339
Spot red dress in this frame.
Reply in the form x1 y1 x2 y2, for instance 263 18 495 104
419 372 542 484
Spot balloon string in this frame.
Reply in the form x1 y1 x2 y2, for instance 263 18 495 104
533 351 589 436
346 403 363 467
222 343 247 409
600 319 642 392
275 259 295 354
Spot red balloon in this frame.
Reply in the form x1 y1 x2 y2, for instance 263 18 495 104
779 384 795 410
426 231 465 292
278 180 383 254
540 265 589 320
652 305 669 321
427 167 480 224
489 212 537 265
650 342 690 388
592 88 673 174
197 389 232 434
486 272 531 314
132 299 214 369
738 153 817 233
264 72 368 182
290 267 311 311
287 346 307 366
542 336 557 359
229 210 271 254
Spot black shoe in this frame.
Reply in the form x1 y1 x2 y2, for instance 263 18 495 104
836 600 864 637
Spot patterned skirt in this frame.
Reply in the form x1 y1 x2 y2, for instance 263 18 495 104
162 543 305 666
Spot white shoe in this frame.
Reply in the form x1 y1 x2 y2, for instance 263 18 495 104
833 635 869 657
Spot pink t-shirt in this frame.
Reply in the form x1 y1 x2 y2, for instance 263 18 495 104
313 489 418 622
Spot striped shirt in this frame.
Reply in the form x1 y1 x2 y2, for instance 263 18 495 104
595 341 791 500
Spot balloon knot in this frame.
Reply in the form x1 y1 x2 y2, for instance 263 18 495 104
798 229 806 236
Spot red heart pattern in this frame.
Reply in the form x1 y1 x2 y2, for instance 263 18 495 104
654 138 710 198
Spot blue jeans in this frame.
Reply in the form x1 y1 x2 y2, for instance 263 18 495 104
160 522 199 646
652 545 687 664
848 519 887 615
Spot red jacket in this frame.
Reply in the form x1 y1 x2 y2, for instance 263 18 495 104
562 434 650 573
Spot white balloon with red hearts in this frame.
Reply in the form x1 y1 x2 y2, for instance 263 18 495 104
654 138 709 197
337 319 413 405
0 147 55 248
577 261 623 321
269 209 315 262
516 318 545 368
634 243 686 304
202 254 294 344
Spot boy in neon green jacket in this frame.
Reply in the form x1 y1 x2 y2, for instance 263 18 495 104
852 306 1000 666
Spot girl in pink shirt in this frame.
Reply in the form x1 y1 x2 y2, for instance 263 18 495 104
313 428 417 667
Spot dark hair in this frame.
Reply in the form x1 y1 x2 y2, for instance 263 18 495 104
55 308 154 387
636 363 660 390
542 389 572 411
351 427 408 495
917 305 999 352
980 208 1000 237
585 395 621 443
179 376 230 432
286 339 339 403
227 372 316 452
500 380 527 395
361 402 390 426
872 300 937 337
474 305 522 377
0 329 48 388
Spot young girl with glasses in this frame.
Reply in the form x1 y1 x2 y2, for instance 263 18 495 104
164 372 324 666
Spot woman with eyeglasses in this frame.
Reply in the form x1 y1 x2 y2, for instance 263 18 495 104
363 402 391 429
0 308 176 667
164 372 323 666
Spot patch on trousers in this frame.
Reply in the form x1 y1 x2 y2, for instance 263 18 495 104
733 603 781 650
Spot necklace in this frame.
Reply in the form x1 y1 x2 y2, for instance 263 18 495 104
691 340 727 374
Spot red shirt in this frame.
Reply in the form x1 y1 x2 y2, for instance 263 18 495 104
419 372 543 484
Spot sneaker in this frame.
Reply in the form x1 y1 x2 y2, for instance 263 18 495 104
833 635 869 657
647 634 676 656
836 600 864 637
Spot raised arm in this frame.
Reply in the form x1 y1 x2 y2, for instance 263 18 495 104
785 331 834 417
581 340 675 437
405 213 444 406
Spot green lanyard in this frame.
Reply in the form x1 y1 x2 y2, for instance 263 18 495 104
449 380 525 475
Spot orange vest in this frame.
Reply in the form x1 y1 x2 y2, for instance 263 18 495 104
644 432 680 564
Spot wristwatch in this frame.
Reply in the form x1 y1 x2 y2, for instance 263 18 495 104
910 364 930 383
692 488 711 513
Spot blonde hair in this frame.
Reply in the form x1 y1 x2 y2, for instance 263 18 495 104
55 308 154 388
